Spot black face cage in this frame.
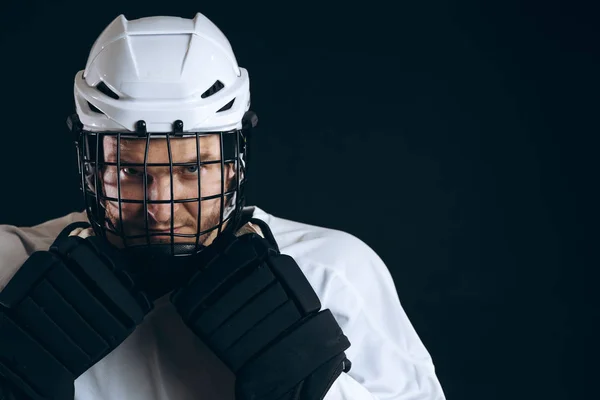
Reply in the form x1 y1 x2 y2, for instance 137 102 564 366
66 113 257 258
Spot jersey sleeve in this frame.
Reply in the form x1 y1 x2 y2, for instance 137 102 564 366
0 224 35 291
307 233 446 400
0 211 88 291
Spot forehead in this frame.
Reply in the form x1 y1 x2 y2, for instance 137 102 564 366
102 135 221 160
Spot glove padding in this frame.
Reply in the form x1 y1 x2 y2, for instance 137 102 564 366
171 232 351 400
0 222 153 400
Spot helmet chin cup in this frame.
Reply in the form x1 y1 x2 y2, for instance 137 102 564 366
122 243 207 301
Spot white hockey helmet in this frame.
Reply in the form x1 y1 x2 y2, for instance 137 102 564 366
74 13 250 133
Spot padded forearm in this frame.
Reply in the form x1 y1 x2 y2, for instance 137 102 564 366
0 236 152 400
235 310 351 400
172 233 351 400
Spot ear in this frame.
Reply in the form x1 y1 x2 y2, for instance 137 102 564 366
227 163 240 180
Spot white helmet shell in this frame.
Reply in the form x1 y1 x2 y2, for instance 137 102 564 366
74 13 250 133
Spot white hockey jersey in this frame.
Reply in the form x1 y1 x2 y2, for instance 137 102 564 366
0 206 446 400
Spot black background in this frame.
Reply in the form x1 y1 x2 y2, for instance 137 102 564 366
0 1 595 399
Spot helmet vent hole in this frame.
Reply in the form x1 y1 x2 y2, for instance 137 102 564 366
217 98 235 112
96 81 120 99
201 80 225 98
88 102 104 114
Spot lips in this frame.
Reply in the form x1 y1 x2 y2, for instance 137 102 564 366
148 226 184 233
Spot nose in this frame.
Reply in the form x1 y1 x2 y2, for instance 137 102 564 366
146 176 180 224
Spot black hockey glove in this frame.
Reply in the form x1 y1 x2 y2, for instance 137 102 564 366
0 222 153 400
171 230 352 400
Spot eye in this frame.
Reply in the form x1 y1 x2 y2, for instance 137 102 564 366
185 165 199 174
122 167 142 176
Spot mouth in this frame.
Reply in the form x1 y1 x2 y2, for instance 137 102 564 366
147 226 185 234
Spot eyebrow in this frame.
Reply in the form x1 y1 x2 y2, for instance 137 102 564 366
107 151 218 164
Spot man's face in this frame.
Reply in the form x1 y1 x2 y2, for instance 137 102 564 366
100 134 237 248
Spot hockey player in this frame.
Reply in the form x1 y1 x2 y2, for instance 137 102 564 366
0 13 446 400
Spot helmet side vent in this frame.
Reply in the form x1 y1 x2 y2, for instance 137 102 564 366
88 102 104 114
201 80 225 98
217 98 235 112
96 81 120 99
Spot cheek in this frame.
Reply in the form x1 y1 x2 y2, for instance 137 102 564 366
102 170 143 200
198 167 230 196
105 198 142 217
182 198 220 225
